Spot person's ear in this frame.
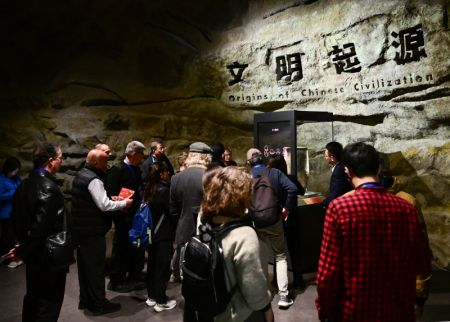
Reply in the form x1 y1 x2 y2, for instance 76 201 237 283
344 166 351 178
377 165 382 176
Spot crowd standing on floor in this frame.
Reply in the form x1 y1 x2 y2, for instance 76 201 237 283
0 138 432 322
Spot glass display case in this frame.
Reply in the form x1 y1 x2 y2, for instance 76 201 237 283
253 110 334 273
254 110 333 185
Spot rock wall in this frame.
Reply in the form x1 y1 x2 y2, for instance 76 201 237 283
0 0 449 267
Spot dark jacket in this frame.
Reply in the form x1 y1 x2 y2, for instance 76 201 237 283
251 165 298 211
323 162 352 209
106 161 142 229
149 181 176 244
206 158 226 171
141 154 175 182
11 170 65 265
170 166 205 245
71 166 111 237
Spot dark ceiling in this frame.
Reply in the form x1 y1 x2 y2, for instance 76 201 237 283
0 0 250 95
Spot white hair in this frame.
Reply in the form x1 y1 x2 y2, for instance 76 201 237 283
125 141 145 155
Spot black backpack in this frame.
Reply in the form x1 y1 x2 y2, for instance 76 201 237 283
181 220 251 318
249 167 281 228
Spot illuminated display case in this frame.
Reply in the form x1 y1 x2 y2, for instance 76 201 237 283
254 110 333 184
253 110 334 273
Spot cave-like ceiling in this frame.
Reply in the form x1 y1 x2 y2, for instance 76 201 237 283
0 0 250 96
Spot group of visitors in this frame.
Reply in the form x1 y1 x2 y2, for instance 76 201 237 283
1 138 431 322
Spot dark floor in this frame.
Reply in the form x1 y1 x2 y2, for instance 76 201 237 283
0 264 449 322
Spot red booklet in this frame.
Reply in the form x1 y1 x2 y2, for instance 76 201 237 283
118 187 134 199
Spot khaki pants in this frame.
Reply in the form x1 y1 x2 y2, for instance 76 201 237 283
256 219 289 297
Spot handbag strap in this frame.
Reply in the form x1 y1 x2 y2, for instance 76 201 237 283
153 214 165 235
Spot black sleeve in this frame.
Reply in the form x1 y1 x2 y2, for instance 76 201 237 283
162 155 175 177
288 174 305 195
323 164 351 209
169 177 180 223
106 165 123 196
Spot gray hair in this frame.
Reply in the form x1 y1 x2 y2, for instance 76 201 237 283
125 141 146 155
185 152 212 169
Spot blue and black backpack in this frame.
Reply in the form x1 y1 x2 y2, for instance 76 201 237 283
128 203 154 248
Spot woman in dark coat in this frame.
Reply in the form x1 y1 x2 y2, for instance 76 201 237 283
142 161 177 312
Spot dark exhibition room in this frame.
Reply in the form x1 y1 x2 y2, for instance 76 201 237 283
0 1 449 321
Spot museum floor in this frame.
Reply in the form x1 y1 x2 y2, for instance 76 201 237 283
0 264 449 322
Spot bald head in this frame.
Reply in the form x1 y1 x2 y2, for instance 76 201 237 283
95 144 111 156
86 149 109 171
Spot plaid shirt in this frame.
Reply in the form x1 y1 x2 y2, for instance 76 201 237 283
316 185 431 322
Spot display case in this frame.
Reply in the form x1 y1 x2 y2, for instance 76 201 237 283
254 110 333 187
253 110 334 273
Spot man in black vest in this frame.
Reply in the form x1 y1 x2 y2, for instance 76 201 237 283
72 149 132 315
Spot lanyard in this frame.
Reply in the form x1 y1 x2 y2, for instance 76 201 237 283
34 167 49 175
357 182 383 189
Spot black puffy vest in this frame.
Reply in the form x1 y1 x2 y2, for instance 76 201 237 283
71 167 111 236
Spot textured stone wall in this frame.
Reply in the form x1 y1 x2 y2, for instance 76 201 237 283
0 0 449 267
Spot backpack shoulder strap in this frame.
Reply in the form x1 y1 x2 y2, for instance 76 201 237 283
214 220 252 241
137 203 154 230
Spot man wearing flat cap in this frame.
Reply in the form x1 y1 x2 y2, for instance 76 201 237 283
169 142 212 281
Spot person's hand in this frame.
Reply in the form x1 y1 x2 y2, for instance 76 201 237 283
111 196 122 201
282 208 289 221
124 197 133 208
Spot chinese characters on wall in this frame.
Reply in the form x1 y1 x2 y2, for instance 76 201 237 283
227 23 427 85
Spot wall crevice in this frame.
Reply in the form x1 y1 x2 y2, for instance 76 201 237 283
333 113 387 126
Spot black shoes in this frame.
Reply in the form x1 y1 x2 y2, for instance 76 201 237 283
131 281 146 291
90 300 121 316
79 299 121 316
107 281 135 293
127 274 146 291
293 278 307 293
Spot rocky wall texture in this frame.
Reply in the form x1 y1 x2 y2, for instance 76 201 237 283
0 0 449 267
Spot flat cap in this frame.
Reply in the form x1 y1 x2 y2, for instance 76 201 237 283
189 142 213 154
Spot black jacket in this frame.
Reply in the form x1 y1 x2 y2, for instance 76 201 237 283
11 170 65 265
106 161 142 229
170 166 205 245
149 182 176 244
141 154 175 182
71 166 112 237
323 162 352 209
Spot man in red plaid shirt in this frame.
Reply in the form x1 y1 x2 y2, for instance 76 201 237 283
316 142 431 322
